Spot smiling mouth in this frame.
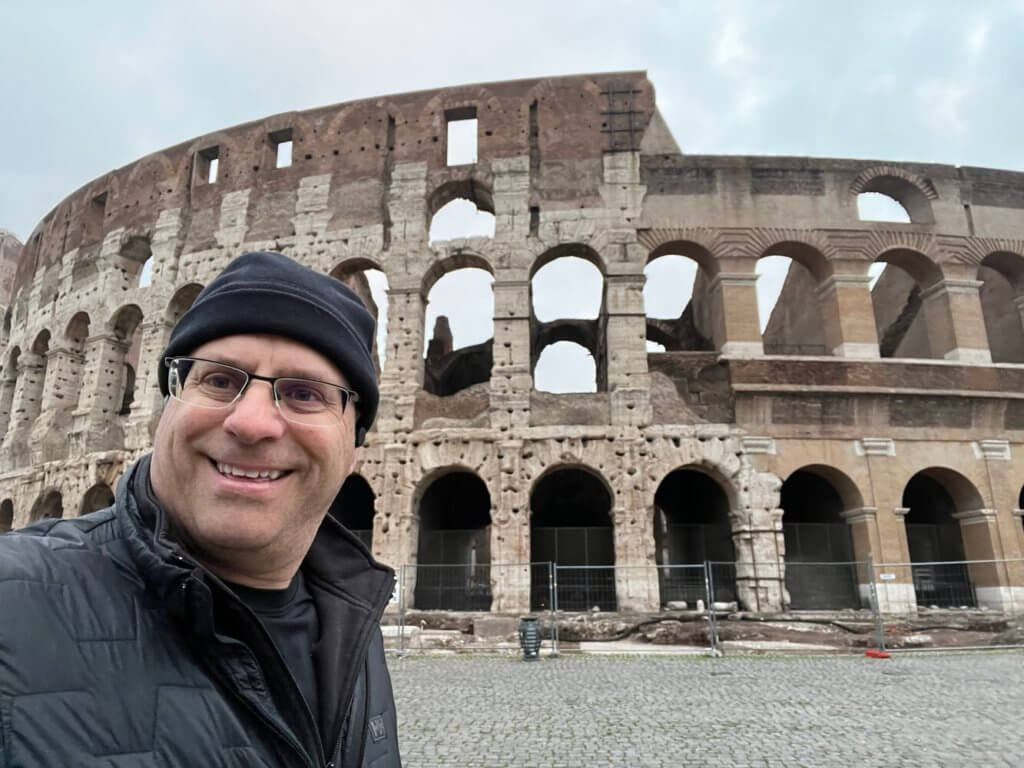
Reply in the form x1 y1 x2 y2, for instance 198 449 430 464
211 459 290 481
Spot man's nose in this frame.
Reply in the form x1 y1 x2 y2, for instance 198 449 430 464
221 380 287 441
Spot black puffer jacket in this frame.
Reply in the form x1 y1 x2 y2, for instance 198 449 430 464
0 456 400 768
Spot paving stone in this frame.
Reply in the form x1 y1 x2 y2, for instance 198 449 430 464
389 651 1024 767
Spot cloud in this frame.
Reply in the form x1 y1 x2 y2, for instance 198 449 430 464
966 19 991 56
715 18 747 69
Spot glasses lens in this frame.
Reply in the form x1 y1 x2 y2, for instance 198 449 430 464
275 378 346 425
170 359 247 408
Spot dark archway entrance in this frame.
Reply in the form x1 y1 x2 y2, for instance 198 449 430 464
414 471 491 610
781 470 859 609
80 483 114 517
531 467 615 611
0 499 12 532
903 474 975 607
331 474 375 550
29 490 63 523
653 468 737 607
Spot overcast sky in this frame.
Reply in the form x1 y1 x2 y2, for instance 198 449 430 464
2 1 1022 389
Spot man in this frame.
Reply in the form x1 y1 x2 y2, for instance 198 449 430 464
0 251 401 767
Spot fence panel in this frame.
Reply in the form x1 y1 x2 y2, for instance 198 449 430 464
387 563 557 654
784 561 864 610
869 558 1024 652
552 565 617 612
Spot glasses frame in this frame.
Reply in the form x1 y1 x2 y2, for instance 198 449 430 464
164 356 359 428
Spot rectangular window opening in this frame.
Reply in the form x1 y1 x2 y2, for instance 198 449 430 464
83 192 108 243
445 107 478 166
269 128 293 168
195 146 220 185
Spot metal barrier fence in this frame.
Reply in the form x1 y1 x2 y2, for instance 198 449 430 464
386 563 559 655
383 558 1024 654
867 557 1024 652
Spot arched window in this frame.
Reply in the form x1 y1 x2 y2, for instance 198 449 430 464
653 468 737 609
643 254 712 352
857 192 911 223
428 181 495 244
530 467 614 611
530 249 606 393
422 263 494 396
414 470 492 610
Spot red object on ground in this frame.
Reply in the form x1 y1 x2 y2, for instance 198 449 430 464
865 649 891 659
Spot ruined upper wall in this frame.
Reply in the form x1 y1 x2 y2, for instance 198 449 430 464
18 70 1024 300
13 72 658 293
0 231 22 312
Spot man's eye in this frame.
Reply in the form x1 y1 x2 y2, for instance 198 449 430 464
287 386 324 403
203 373 238 390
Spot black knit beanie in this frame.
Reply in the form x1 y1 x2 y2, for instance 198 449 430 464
159 251 379 446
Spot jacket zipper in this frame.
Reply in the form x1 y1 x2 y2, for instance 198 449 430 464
318 572 396 767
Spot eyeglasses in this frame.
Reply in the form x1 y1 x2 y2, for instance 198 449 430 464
165 356 359 428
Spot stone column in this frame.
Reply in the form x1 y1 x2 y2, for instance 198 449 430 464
0 373 17 441
489 276 532 432
920 279 992 363
733 507 785 612
875 506 919 614
1 352 45 469
605 268 653 426
953 508 1009 610
124 318 174 451
375 443 418 609
817 273 880 358
28 347 84 463
69 334 127 456
374 282 425 437
489 439 531 613
708 266 763 357
840 506 882 608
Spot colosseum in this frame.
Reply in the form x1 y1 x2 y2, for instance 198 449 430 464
2 71 1024 618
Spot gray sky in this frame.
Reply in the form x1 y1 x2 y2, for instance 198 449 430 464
2 1 1022 389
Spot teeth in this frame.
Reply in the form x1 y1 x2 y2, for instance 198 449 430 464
216 462 283 480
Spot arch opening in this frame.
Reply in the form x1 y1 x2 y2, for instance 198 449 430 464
332 263 389 374
0 498 12 532
428 180 495 244
857 192 912 223
111 306 144 419
330 474 375 550
530 467 615 611
978 253 1024 364
533 340 596 394
781 469 860 609
423 267 494 396
653 468 738 608
414 471 492 610
643 254 713 352
531 253 606 394
758 255 828 355
871 251 943 360
80 483 114 516
29 490 62 523
902 473 975 608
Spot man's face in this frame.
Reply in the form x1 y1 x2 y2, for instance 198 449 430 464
150 333 359 570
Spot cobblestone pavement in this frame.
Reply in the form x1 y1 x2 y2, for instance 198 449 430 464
389 650 1024 767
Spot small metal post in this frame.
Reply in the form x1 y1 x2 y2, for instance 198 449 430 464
398 564 406 656
704 561 721 655
867 555 885 651
549 561 559 656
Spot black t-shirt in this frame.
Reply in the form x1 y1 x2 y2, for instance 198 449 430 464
226 571 321 723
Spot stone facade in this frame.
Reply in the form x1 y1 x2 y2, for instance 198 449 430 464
3 72 1024 614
